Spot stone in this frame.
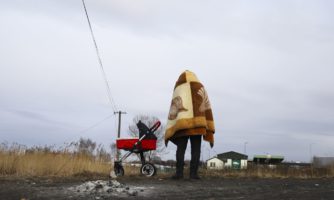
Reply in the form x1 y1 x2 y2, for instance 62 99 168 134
127 190 138 196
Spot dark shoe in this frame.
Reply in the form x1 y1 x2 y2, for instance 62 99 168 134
190 166 200 180
173 162 184 180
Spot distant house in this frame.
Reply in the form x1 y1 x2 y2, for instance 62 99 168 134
207 151 248 170
313 157 334 168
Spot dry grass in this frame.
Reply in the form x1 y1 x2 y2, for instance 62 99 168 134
0 151 111 177
200 165 334 179
2 151 333 178
0 151 170 178
0 142 165 178
1 142 333 179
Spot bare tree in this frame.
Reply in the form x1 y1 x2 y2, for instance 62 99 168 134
96 144 110 162
128 115 167 161
77 138 96 156
110 142 119 161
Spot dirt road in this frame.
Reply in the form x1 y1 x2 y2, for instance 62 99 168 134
0 176 333 199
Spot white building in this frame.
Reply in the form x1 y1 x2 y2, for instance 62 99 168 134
207 157 224 169
207 151 248 170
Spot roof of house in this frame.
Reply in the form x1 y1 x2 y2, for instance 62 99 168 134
217 151 248 161
206 157 223 162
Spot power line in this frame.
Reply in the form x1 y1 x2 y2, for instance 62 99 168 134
81 0 127 140
81 0 118 112
79 114 114 133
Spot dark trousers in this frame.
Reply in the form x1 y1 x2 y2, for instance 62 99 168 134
174 135 202 176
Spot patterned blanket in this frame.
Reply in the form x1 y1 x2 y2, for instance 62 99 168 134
165 70 215 147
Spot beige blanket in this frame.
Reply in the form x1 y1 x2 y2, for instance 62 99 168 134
165 70 215 147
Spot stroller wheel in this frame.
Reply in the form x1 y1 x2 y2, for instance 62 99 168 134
114 165 124 177
140 163 156 177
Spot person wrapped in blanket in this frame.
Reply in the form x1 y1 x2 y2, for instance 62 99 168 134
165 70 215 179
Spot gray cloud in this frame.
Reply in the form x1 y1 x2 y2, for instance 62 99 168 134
4 109 63 125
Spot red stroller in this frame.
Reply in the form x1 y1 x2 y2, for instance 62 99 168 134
114 120 161 177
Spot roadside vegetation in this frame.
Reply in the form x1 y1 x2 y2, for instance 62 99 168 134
200 165 334 179
0 139 112 177
1 139 333 178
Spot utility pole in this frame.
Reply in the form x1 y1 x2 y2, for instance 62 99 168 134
114 111 127 138
244 142 248 155
309 143 315 163
114 111 126 160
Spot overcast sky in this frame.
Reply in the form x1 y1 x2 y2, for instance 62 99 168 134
1 0 334 162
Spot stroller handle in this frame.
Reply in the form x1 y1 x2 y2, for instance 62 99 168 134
149 121 161 133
